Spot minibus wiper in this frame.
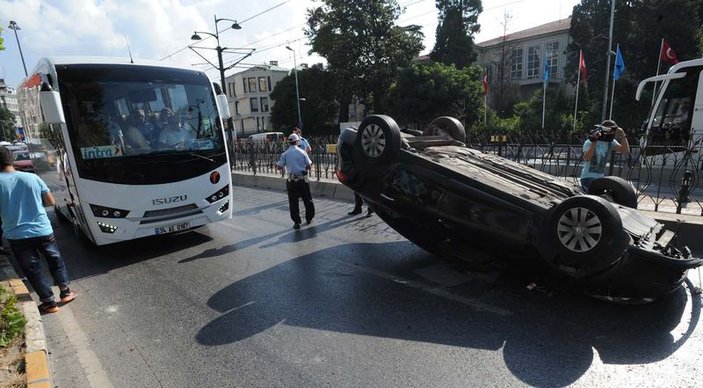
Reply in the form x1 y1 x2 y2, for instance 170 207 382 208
187 152 214 162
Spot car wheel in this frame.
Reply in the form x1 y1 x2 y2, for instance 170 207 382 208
425 116 466 143
543 195 629 277
354 115 401 169
587 176 638 209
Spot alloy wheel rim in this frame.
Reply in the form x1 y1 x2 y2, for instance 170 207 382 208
361 124 386 158
557 207 602 253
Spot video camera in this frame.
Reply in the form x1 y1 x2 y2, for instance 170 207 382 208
589 124 616 142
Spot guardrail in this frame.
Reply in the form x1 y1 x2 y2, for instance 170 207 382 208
232 139 703 216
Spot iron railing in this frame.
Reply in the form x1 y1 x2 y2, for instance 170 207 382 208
232 138 703 216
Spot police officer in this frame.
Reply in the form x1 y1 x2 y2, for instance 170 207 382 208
277 133 315 229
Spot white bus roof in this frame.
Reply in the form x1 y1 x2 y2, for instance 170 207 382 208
46 56 194 71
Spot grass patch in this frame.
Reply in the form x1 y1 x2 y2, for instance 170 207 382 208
0 285 27 347
0 284 26 387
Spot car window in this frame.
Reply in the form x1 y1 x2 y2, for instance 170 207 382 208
13 152 31 161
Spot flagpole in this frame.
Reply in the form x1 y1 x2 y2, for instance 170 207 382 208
542 80 547 129
609 78 616 120
651 38 664 108
601 0 616 121
484 94 487 125
573 70 580 131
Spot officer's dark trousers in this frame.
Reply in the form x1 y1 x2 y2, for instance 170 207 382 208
286 180 315 224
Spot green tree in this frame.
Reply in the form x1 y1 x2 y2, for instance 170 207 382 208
0 26 4 50
565 0 703 131
385 62 484 129
430 0 483 69
270 64 340 136
0 107 16 142
305 0 424 117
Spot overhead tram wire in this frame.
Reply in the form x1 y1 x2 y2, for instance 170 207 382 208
159 0 292 61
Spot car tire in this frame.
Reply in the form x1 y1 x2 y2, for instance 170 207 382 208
425 116 466 143
353 115 401 172
543 195 629 277
587 176 638 209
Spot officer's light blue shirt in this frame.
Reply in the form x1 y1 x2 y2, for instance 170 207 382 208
277 145 312 174
581 139 620 179
0 172 53 239
298 137 311 152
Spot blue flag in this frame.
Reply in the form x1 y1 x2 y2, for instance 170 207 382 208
543 56 550 84
613 45 626 80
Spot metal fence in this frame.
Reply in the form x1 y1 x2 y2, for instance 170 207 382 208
232 137 703 216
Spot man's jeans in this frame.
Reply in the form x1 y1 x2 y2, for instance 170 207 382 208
8 234 70 303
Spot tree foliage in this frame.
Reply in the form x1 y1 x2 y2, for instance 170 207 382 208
385 62 484 129
305 0 424 116
430 0 483 69
269 64 340 135
0 27 4 51
0 107 16 142
565 0 703 131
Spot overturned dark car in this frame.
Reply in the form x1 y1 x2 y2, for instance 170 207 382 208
337 114 702 303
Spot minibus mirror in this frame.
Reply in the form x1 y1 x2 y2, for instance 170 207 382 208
216 94 231 120
39 90 66 125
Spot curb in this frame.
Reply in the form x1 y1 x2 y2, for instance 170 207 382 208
0 255 52 388
232 171 703 254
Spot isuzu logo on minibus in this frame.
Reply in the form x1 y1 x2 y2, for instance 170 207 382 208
152 194 187 206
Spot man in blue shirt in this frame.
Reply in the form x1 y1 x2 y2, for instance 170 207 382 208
293 127 312 155
277 134 315 229
581 119 630 191
0 147 77 314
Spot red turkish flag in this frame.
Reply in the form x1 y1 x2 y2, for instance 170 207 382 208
578 50 587 82
661 40 679 64
482 71 489 95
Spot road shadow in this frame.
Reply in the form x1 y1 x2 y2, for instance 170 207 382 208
47 213 214 280
196 241 699 387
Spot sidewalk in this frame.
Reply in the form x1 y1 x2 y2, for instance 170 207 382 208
231 171 703 253
0 254 52 388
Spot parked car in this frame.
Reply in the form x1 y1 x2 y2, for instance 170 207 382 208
337 115 702 303
12 150 35 173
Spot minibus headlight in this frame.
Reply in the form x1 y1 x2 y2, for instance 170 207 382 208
206 185 230 203
90 204 130 218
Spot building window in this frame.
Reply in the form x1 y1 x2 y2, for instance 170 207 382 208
510 47 523 80
527 45 541 79
258 77 267 93
250 98 259 112
545 41 559 78
235 101 239 115
267 76 272 91
243 78 247 93
260 97 269 112
248 78 257 93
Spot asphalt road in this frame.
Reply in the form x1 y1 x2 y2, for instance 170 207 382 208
41 186 703 387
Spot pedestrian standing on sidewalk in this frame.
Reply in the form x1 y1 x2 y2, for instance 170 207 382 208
348 192 373 217
0 146 77 314
293 127 312 155
277 134 315 229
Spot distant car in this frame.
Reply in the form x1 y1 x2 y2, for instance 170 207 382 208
12 150 35 173
337 115 702 303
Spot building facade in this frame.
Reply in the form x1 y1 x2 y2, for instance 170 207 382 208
0 78 22 141
225 61 289 137
477 17 573 102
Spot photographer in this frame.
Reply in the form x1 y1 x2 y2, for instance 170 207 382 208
580 119 630 191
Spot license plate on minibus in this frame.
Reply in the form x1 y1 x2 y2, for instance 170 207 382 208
155 222 190 235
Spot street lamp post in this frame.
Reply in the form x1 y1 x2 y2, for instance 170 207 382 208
191 15 241 166
285 46 302 129
8 21 28 77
